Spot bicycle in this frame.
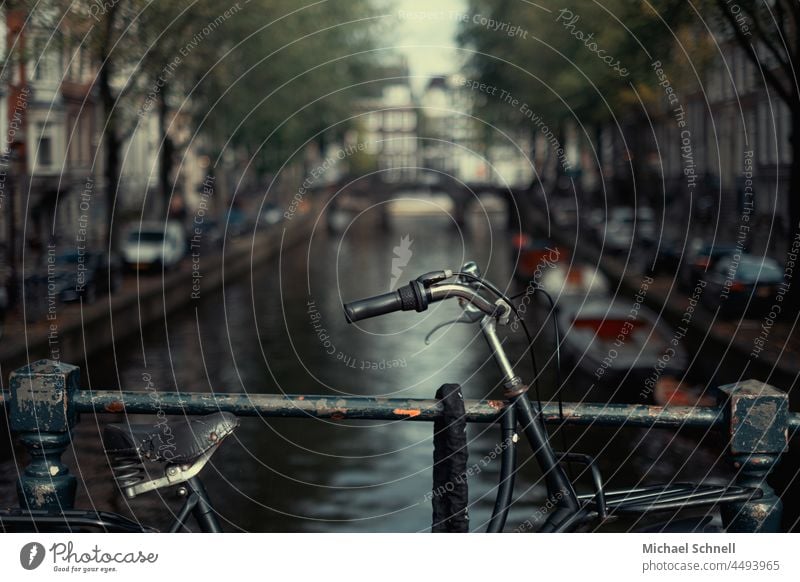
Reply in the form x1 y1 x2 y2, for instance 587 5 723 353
0 261 764 533
342 261 763 532
2 412 238 533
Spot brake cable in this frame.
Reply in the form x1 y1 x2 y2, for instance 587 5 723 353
453 272 575 485
453 272 544 410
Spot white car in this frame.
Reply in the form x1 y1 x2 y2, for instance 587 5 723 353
122 222 186 271
601 207 657 253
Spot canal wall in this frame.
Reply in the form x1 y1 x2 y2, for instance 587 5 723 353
0 203 321 375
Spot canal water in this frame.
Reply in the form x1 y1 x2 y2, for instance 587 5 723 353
1 198 738 532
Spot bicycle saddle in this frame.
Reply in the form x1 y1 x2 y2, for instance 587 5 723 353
103 412 239 464
103 412 239 498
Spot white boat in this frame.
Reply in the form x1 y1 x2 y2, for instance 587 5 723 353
556 298 688 396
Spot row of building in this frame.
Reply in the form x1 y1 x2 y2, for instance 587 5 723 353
354 42 795 255
0 9 257 296
3 18 791 289
348 58 534 189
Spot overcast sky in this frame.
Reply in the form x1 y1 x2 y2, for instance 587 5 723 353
389 0 467 95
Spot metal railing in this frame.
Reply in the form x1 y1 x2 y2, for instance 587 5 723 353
2 359 798 532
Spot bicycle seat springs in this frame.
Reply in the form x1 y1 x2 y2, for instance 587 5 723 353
110 454 147 489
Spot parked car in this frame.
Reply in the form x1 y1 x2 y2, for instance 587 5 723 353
643 236 685 276
550 201 577 229
191 219 223 251
52 251 122 303
634 207 657 244
122 222 186 271
259 203 284 227
600 207 657 253
679 241 739 290
585 208 606 242
603 220 635 254
225 207 248 237
701 254 785 317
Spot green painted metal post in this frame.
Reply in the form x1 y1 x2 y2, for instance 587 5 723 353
9 359 80 510
719 380 789 533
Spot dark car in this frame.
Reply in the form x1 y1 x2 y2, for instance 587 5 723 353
190 219 223 252
643 236 685 276
679 242 739 290
52 251 122 303
702 255 784 317
225 207 249 238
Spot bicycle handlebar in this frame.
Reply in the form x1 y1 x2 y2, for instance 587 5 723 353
341 263 583 529
343 284 420 323
343 276 504 323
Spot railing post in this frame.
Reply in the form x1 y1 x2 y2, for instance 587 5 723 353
718 379 788 532
9 359 80 510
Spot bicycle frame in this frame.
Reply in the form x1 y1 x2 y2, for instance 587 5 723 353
477 301 583 530
0 477 221 533
169 477 222 533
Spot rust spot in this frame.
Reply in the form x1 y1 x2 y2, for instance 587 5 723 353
393 408 421 417
748 401 778 431
32 484 56 507
487 400 505 410
105 401 125 413
330 411 345 421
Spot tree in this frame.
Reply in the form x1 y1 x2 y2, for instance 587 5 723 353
50 0 384 246
457 0 691 194
52 0 200 247
194 0 384 175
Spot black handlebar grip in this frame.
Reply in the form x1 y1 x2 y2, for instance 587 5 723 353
343 290 403 323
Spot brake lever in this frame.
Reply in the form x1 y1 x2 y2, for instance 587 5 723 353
424 310 483 345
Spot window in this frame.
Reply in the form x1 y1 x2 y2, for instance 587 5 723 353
82 115 92 163
37 122 52 167
709 59 724 102
757 99 771 164
385 111 403 131
745 53 757 92
365 112 380 130
67 115 76 163
733 47 746 92
383 138 401 154
745 109 756 158
403 112 415 131
365 133 380 154
779 102 792 164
